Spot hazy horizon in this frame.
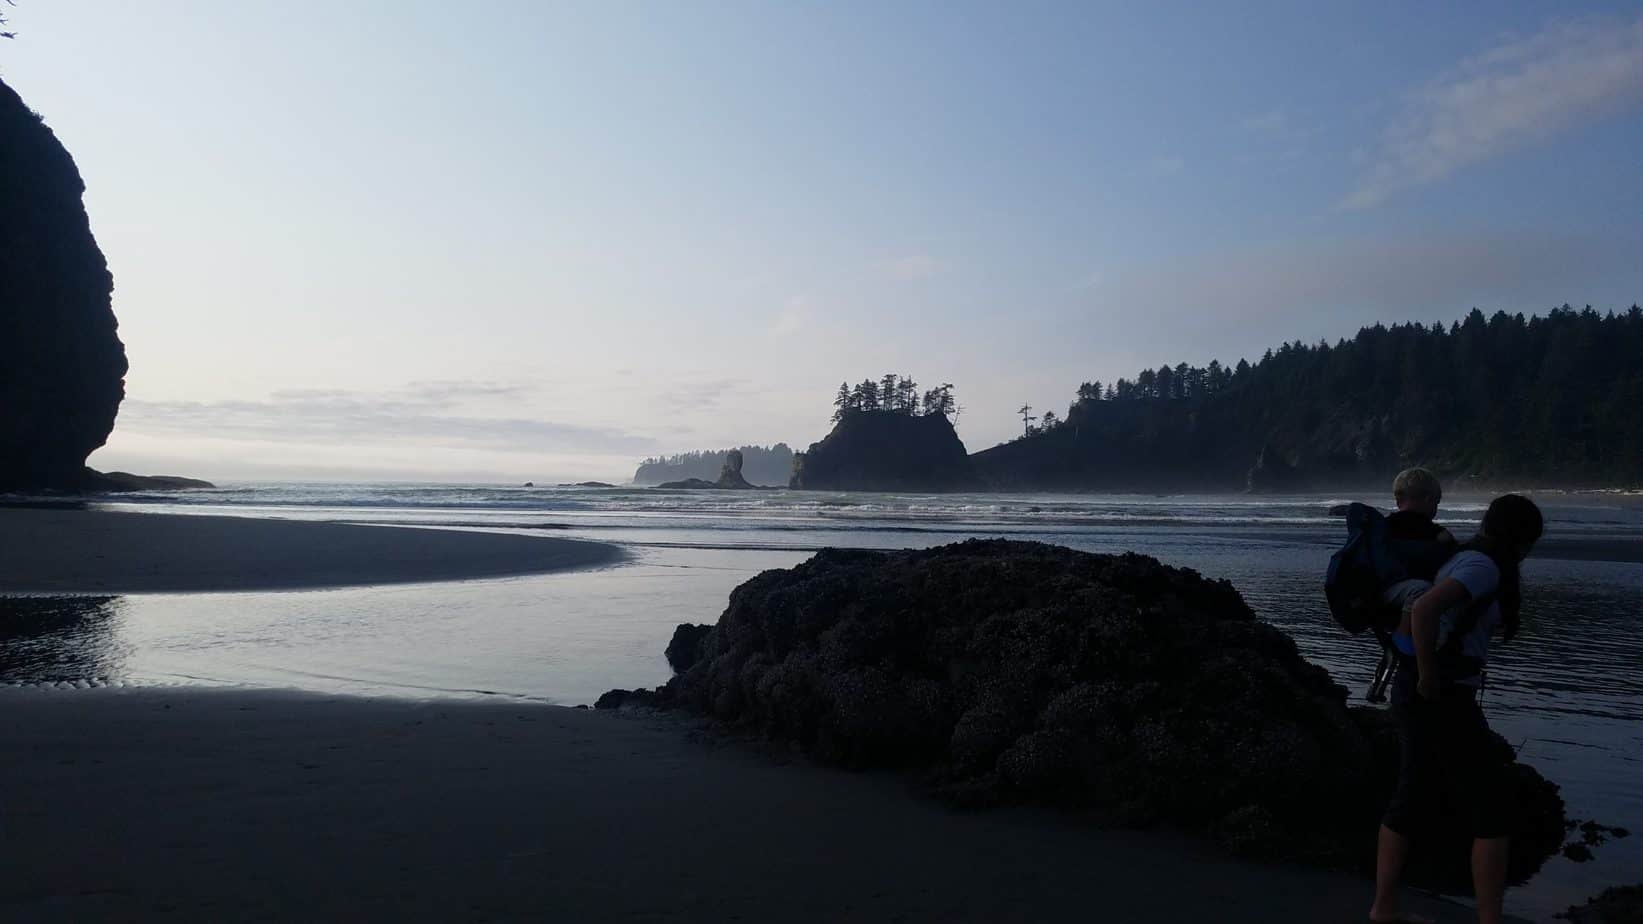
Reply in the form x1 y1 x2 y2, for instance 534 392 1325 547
5 2 1642 483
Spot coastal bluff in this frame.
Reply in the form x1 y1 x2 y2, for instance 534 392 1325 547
0 77 128 491
601 539 1567 894
790 410 976 492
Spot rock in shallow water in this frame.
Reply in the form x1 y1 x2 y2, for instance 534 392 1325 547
1560 884 1643 923
603 539 1566 892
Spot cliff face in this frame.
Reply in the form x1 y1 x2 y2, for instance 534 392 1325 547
790 411 975 492
0 78 127 490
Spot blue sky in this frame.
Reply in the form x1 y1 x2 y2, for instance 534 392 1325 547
5 2 1642 481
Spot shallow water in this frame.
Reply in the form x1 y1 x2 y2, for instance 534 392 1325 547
3 483 1641 919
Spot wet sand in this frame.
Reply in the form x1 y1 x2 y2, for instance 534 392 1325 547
0 687 1495 923
0 508 625 593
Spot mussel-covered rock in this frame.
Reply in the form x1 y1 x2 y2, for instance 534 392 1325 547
605 539 1566 891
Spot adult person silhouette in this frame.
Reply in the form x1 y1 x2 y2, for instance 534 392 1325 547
1368 494 1544 924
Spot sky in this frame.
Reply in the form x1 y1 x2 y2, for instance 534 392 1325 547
4 1 1642 483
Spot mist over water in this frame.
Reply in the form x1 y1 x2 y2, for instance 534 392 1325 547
3 483 1640 917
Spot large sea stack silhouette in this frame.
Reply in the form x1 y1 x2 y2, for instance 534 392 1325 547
790 410 976 492
0 77 127 490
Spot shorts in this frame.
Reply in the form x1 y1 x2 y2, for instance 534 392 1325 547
1381 666 1515 839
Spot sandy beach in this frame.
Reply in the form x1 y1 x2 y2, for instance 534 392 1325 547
0 508 625 593
0 686 1493 923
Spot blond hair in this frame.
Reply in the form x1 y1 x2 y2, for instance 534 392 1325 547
1392 467 1442 504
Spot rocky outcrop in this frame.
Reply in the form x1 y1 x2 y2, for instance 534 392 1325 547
1561 884 1643 923
634 444 794 487
654 450 761 490
790 411 975 492
601 539 1567 892
80 470 214 492
715 450 753 489
0 78 127 491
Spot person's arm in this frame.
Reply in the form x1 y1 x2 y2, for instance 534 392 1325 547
1409 577 1472 699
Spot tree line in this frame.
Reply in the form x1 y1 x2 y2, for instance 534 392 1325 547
833 374 956 422
983 306 1643 488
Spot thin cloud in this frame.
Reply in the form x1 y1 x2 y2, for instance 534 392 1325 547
1086 231 1628 357
120 387 656 455
1347 14 1643 208
1148 154 1185 177
770 296 810 336
1241 110 1289 135
876 254 945 281
1069 270 1105 292
652 378 749 415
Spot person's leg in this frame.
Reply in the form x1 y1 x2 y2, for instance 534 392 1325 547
1455 695 1514 924
1472 836 1510 924
1370 825 1433 922
1371 672 1435 923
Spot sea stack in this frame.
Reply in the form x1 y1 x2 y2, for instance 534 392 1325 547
0 77 127 491
790 411 975 492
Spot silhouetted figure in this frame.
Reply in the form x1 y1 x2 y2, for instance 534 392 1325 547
1368 494 1544 924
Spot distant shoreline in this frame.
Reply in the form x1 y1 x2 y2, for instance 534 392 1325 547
0 508 626 594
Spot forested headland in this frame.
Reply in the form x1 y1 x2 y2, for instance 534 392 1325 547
975 306 1643 491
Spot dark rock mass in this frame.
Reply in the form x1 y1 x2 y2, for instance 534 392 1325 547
789 411 976 492
80 470 215 492
0 78 128 491
1560 884 1643 923
601 539 1565 893
633 444 794 487
715 449 753 489
656 477 719 490
654 452 762 490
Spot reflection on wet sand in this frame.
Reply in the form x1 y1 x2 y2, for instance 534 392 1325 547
0 596 127 684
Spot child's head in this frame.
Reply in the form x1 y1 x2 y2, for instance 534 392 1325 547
1392 467 1442 517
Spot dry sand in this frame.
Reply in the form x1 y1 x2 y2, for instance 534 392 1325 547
0 507 625 593
0 687 1489 923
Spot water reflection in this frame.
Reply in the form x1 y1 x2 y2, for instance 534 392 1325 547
0 596 129 684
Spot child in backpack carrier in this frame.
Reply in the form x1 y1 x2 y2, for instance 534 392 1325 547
1382 468 1457 633
1366 468 1458 701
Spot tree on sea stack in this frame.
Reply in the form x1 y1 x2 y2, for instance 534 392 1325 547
922 384 957 418
832 382 851 422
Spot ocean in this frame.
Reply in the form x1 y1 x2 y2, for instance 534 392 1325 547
3 482 1640 919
